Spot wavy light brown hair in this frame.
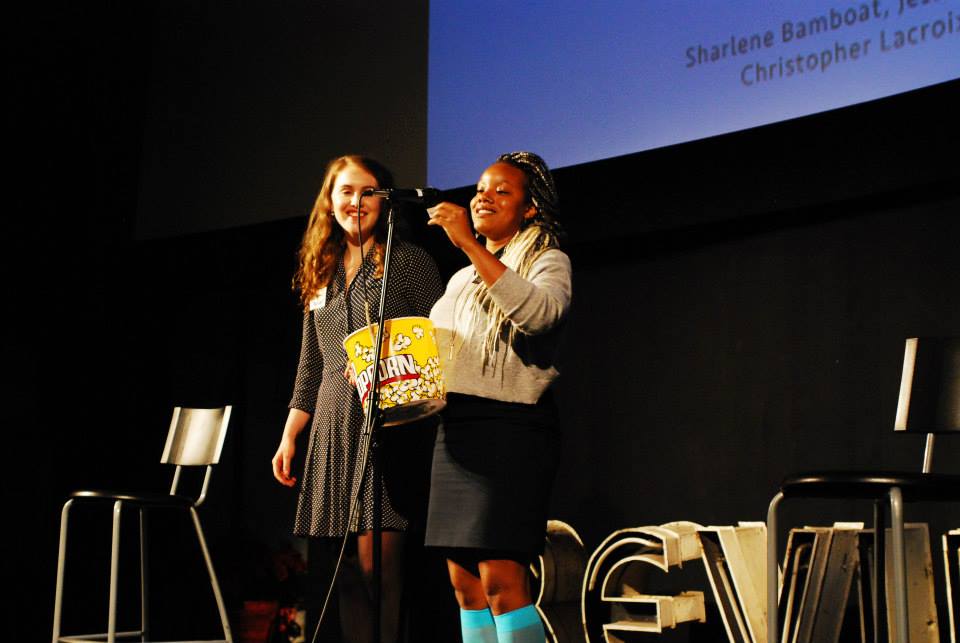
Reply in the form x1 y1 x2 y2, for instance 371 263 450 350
293 155 394 309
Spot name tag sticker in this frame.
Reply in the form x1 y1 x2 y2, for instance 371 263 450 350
309 288 327 311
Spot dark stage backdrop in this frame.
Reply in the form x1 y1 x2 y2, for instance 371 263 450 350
135 0 428 239
12 2 960 641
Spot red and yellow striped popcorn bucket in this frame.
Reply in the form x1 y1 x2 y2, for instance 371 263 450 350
343 316 446 426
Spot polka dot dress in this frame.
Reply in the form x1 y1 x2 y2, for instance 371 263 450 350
289 241 444 537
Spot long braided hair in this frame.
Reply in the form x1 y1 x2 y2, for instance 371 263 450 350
455 151 564 371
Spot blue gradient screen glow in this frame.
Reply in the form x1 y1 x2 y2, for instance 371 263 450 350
428 0 960 188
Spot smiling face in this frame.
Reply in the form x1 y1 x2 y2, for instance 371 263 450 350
330 163 382 244
470 162 537 251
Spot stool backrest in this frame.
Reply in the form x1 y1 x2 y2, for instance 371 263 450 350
160 406 232 504
896 337 960 434
161 406 232 466
895 337 959 472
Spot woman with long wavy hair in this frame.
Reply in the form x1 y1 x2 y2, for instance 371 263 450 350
272 155 443 642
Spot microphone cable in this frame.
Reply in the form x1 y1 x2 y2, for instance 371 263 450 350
309 190 380 643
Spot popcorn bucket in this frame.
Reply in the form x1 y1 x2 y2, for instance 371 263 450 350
343 316 446 426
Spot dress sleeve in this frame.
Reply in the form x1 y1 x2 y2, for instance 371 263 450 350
289 310 323 412
486 249 572 335
400 243 445 317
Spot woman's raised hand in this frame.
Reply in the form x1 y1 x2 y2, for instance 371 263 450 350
427 202 479 250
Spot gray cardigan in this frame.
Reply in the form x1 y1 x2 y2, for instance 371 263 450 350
429 248 572 404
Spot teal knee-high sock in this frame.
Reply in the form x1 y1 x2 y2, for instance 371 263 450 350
493 604 545 643
460 607 497 643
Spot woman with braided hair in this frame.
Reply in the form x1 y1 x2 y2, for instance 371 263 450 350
425 152 572 643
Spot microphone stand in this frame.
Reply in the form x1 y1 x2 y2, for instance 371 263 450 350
361 198 399 643
311 198 400 643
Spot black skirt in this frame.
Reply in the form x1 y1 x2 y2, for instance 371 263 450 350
425 392 560 556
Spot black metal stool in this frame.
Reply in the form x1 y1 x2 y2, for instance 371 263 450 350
767 338 960 643
52 406 233 643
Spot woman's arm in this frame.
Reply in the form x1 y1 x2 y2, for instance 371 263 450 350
276 310 323 487
487 250 571 335
426 201 571 334
289 310 324 411
272 408 311 487
427 201 508 286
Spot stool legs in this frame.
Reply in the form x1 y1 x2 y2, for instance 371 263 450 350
53 501 230 643
189 507 233 643
873 501 887 643
767 490 912 643
108 500 122 643
767 491 784 643
52 499 74 643
889 487 909 643
139 509 149 642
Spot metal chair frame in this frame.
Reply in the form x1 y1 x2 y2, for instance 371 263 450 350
52 406 234 643
767 337 960 643
767 469 960 642
766 474 915 643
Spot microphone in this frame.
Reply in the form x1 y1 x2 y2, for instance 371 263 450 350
361 187 443 208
